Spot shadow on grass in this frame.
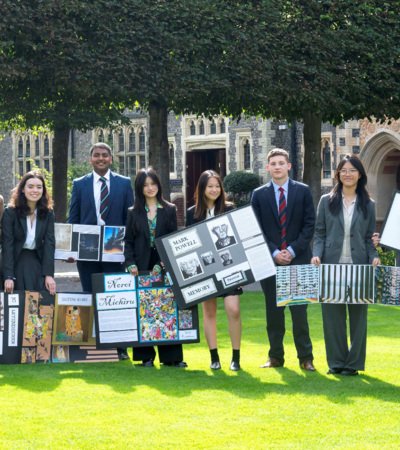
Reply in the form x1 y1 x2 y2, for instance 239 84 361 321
1 361 399 405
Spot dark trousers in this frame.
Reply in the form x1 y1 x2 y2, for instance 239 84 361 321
261 276 313 364
77 261 124 292
322 303 367 371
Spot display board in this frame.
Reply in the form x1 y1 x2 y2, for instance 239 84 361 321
156 205 276 308
276 264 399 306
55 223 125 262
0 290 119 365
92 272 199 348
380 191 400 251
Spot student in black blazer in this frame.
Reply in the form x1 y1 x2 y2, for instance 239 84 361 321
251 148 315 371
2 171 56 295
124 168 186 368
312 155 380 376
186 170 242 371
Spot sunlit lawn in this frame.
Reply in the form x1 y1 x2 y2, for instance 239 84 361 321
1 291 400 449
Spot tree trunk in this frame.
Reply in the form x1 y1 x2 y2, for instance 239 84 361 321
148 99 170 200
52 124 70 221
302 111 322 208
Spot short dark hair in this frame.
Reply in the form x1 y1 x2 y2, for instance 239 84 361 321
90 142 112 156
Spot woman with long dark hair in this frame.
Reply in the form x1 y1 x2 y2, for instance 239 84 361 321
186 170 242 371
2 171 56 295
124 167 186 367
311 155 380 376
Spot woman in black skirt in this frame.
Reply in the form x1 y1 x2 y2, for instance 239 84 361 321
186 170 242 371
2 171 56 295
124 167 186 368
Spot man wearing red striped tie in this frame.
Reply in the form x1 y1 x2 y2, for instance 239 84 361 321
251 148 316 371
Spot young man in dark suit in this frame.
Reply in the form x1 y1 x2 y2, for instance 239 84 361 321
68 142 134 359
251 148 316 371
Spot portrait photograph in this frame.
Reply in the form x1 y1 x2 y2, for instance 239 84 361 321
219 250 233 266
177 252 204 280
201 251 215 266
207 218 237 250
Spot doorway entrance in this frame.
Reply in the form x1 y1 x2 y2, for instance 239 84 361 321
186 149 226 209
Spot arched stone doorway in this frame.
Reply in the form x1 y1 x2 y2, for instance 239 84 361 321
361 130 400 225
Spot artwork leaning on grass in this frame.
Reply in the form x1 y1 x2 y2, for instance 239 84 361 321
0 290 119 364
276 264 400 307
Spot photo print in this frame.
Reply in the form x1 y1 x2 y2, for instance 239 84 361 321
52 345 70 363
208 218 237 250
219 250 233 266
78 233 100 260
201 251 215 266
55 223 73 251
103 226 125 255
177 252 203 280
276 265 320 307
375 266 400 305
320 264 374 304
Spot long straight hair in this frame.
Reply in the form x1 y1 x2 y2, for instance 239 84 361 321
133 167 167 211
193 170 231 220
9 170 53 218
328 154 370 218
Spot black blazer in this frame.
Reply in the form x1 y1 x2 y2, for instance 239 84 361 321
1 207 55 279
124 202 177 271
251 179 315 265
186 203 235 226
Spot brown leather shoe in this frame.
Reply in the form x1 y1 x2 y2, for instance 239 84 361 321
300 360 316 372
260 358 283 368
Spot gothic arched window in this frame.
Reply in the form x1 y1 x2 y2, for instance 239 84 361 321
118 129 124 152
220 119 226 133
139 127 145 152
169 144 175 173
129 130 136 152
322 141 331 179
210 120 216 134
244 139 251 170
199 120 205 135
190 121 196 135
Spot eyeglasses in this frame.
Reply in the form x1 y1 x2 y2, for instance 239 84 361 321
339 169 358 175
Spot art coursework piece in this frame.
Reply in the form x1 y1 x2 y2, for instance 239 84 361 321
156 205 276 308
92 272 199 348
276 265 320 306
375 266 400 305
54 223 125 262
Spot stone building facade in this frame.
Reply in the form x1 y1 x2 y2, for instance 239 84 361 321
1 114 399 226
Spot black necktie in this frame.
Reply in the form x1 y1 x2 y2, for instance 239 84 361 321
100 177 109 221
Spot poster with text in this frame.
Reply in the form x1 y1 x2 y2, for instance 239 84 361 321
156 205 276 308
92 272 199 348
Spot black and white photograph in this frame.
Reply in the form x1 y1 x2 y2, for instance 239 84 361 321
219 250 233 266
201 251 215 266
177 253 204 280
207 219 237 250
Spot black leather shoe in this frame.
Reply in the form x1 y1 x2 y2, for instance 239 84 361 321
341 369 359 376
300 360 316 372
327 368 343 375
164 361 188 368
210 361 221 370
139 359 154 367
117 349 130 361
260 358 283 368
230 361 240 371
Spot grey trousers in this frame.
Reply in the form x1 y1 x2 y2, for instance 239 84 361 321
321 303 367 371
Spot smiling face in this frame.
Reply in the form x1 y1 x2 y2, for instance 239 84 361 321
267 155 291 184
143 176 159 201
204 177 221 205
90 146 112 176
23 177 44 206
339 161 361 190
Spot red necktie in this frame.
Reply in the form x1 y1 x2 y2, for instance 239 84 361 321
278 187 287 250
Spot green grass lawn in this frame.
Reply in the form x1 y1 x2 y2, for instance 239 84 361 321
1 291 400 449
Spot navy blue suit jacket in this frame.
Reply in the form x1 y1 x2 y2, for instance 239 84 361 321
68 172 134 226
251 178 315 265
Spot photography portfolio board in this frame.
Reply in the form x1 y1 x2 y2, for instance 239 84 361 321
276 264 400 306
55 223 126 262
379 191 400 251
156 205 276 308
92 272 199 349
